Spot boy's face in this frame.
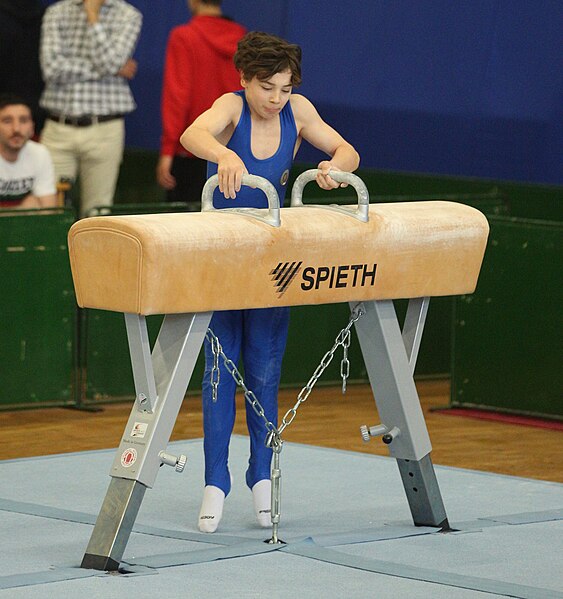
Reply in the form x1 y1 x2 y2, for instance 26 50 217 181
241 70 293 120
0 104 34 157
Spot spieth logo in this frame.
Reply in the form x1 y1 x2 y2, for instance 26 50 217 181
271 262 377 297
270 261 303 296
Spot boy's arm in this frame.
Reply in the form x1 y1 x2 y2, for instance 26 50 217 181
292 95 360 190
180 94 246 199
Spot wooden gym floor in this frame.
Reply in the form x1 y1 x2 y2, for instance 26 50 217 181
1 379 562 483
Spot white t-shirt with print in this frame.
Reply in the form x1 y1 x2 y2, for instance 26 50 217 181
0 140 56 205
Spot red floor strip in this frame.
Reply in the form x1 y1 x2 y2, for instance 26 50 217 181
434 408 563 431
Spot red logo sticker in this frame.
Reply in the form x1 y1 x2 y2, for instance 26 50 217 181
121 448 137 468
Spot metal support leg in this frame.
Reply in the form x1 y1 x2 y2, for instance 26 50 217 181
80 478 146 570
397 455 449 529
352 299 449 529
81 311 212 571
401 297 430 376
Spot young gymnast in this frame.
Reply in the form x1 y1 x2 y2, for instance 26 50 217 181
180 31 360 533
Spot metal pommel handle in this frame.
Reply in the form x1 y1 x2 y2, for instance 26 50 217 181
201 173 281 227
290 169 369 222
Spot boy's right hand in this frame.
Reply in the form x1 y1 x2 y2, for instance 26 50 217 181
317 161 346 190
217 151 248 199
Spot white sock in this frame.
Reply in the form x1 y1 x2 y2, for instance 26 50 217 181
198 485 225 533
252 479 272 528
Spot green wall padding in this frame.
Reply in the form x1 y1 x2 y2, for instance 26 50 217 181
451 216 563 419
0 210 75 408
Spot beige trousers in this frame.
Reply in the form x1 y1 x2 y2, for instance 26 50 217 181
41 118 125 217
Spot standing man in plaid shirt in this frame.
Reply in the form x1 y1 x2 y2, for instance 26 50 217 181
39 0 142 216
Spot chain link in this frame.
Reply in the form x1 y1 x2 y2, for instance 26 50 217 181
278 304 364 435
210 334 221 402
205 329 280 444
340 328 351 394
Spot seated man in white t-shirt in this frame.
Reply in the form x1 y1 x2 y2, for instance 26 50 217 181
0 93 56 209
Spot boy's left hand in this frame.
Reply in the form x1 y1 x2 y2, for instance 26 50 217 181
316 161 347 190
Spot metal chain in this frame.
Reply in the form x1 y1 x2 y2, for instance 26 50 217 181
206 304 364 544
340 328 351 394
277 304 364 436
206 304 364 442
205 328 280 442
210 334 221 402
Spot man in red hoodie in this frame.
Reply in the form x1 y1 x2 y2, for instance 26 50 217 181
157 0 246 203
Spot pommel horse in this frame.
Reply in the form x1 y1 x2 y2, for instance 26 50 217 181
67 170 489 571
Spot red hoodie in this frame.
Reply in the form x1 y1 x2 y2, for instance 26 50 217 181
160 15 246 158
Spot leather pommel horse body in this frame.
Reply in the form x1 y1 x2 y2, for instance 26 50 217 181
68 171 489 570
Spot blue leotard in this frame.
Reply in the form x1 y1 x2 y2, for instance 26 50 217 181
207 90 297 207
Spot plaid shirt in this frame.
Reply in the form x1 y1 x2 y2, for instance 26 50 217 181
40 0 142 117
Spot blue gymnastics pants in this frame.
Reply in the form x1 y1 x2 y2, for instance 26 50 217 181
202 307 290 496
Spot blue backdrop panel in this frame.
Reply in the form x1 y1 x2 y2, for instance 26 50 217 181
40 0 562 184
287 0 563 184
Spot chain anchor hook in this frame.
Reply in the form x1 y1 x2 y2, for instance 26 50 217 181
265 432 284 544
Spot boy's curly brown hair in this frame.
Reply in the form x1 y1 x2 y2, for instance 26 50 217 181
234 31 302 87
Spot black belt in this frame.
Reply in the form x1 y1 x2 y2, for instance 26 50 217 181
47 113 124 127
